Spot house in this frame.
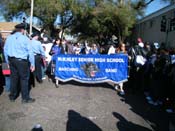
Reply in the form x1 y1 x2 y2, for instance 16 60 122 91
0 22 18 39
134 3 175 48
0 22 41 39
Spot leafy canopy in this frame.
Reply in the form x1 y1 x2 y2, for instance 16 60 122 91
0 0 172 43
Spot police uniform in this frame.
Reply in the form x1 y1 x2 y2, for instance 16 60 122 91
4 23 35 103
30 33 45 83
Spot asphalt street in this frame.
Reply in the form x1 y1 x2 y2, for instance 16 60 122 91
0 78 172 131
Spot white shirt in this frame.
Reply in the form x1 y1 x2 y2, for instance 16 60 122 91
108 45 116 55
42 43 53 63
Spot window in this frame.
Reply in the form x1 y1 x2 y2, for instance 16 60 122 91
149 20 154 28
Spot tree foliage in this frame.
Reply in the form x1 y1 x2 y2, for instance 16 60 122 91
0 0 172 44
71 0 137 43
0 0 74 36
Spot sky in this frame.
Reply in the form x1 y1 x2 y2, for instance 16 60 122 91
145 0 170 16
0 0 171 22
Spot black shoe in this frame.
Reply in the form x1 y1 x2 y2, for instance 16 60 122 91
38 80 43 83
9 95 16 102
9 98 15 102
22 98 35 104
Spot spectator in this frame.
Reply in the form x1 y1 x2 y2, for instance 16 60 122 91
46 38 62 77
73 42 81 55
1 39 11 92
89 43 99 55
0 34 5 93
107 43 116 55
115 43 128 95
61 39 68 54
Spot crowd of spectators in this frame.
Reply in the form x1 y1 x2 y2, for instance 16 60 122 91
127 38 175 113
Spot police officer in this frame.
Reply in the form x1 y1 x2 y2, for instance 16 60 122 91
30 32 45 83
4 23 35 103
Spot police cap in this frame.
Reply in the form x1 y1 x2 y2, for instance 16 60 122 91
15 23 28 29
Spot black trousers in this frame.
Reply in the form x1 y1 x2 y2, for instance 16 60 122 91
34 55 42 82
9 57 30 100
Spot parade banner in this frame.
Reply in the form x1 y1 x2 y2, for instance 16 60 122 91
55 54 128 84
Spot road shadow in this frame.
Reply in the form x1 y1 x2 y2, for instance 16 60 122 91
58 80 115 90
66 110 102 131
113 112 152 131
118 82 169 131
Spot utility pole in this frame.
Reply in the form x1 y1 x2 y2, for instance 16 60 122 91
29 0 34 36
23 17 27 36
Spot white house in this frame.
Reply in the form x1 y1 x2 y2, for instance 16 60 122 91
134 3 175 48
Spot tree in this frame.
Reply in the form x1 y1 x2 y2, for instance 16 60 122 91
65 0 171 43
0 0 172 44
70 0 136 44
0 0 76 38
